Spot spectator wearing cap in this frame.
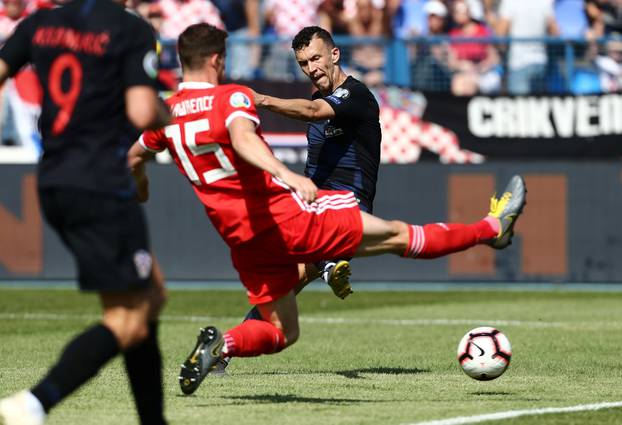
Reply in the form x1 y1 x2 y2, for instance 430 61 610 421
411 0 452 91
496 0 559 94
447 0 500 95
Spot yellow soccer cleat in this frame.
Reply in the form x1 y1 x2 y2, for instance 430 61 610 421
325 260 353 299
487 175 527 250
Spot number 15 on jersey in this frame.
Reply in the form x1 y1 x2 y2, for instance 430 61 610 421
164 119 237 185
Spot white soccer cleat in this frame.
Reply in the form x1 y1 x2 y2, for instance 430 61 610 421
0 391 45 425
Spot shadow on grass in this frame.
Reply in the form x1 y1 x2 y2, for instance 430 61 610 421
225 393 392 405
470 391 514 396
233 366 429 379
336 367 429 379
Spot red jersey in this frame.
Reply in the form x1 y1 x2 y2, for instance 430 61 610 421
140 82 309 246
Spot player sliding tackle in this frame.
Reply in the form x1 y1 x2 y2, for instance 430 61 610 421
128 23 527 396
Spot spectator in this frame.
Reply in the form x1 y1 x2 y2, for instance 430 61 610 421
262 0 329 80
212 0 262 80
594 35 622 91
389 0 428 37
448 0 500 95
0 0 27 43
555 0 592 39
344 0 386 86
0 0 29 147
586 0 622 35
157 0 224 41
411 0 452 91
496 0 559 94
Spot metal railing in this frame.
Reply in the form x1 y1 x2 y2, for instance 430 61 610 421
159 35 622 94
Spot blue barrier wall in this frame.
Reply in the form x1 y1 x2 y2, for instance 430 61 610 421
1 162 621 283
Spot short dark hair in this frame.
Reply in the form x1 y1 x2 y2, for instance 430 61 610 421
291 26 335 51
178 23 227 71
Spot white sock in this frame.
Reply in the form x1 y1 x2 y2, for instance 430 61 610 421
322 262 336 282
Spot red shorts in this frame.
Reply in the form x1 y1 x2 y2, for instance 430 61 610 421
230 190 363 305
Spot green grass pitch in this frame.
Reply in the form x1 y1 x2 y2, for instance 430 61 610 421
1 287 622 425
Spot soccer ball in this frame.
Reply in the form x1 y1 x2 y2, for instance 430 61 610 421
457 327 512 381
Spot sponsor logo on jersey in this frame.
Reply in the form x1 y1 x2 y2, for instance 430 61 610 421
326 95 342 105
133 250 152 279
143 50 158 79
332 87 350 99
229 92 251 108
324 125 344 138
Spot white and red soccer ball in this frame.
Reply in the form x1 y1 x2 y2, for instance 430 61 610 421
457 327 512 381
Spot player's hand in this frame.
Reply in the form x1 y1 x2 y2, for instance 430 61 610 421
280 170 317 203
130 162 150 202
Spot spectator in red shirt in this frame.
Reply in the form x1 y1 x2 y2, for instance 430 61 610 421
447 0 500 95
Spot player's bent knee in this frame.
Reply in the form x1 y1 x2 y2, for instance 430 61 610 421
283 326 300 347
103 311 150 350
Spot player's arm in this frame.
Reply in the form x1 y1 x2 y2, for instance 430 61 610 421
228 117 318 203
253 90 335 122
123 16 170 130
128 140 156 202
0 59 11 86
0 16 33 87
126 87 170 130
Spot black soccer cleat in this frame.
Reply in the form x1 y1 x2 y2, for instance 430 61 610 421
178 326 224 395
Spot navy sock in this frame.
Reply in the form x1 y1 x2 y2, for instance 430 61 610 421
31 324 119 413
124 321 166 425
244 306 263 321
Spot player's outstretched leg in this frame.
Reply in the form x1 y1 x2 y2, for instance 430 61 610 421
356 175 526 259
484 175 527 249
179 327 225 395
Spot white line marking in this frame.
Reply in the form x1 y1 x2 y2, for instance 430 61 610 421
0 312 618 330
405 401 622 425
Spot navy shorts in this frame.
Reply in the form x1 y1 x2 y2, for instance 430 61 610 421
39 188 153 292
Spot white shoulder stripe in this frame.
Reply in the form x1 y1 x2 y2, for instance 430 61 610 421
225 111 260 128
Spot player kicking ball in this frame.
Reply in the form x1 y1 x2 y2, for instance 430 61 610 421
128 23 527 396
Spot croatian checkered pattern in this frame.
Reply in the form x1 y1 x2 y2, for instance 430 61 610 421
264 0 324 36
379 106 485 164
158 0 224 40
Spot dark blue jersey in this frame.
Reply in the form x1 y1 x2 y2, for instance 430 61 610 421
0 0 158 196
305 76 381 213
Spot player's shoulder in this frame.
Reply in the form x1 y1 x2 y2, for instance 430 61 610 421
217 83 253 95
216 84 254 108
340 76 373 97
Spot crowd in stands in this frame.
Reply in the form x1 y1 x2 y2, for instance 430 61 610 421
1 0 622 149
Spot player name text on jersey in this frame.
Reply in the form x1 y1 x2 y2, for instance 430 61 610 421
171 95 215 118
32 27 110 56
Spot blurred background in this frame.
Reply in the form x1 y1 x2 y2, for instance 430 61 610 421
1 0 621 285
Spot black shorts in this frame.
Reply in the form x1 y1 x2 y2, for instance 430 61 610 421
39 187 153 292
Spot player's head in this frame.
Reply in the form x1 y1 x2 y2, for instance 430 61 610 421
178 23 227 82
292 26 341 94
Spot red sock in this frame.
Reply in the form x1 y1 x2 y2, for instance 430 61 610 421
402 219 497 259
223 319 286 358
